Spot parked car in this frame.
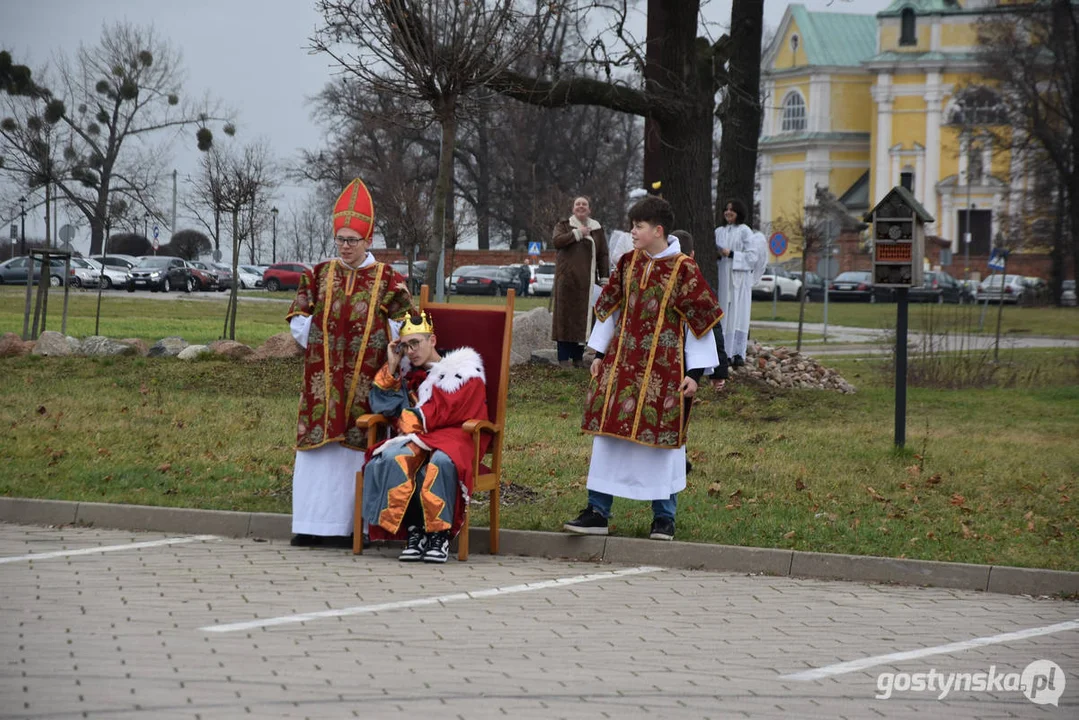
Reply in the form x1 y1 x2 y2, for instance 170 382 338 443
126 256 194 293
83 257 127 289
262 262 310 292
390 260 428 294
451 265 517 296
89 254 140 272
975 274 1025 304
503 264 532 296
185 261 220 291
789 270 825 302
957 278 979 304
1062 279 1077 307
532 263 555 296
0 256 69 286
209 262 237 291
65 256 102 288
241 265 265 284
753 265 803 300
828 271 876 302
447 265 480 294
909 270 964 304
1020 276 1049 305
233 264 263 289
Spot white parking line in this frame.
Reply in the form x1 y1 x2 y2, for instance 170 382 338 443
0 535 218 564
201 565 663 633
782 618 1079 681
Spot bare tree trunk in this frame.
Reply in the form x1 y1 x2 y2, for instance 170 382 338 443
228 209 240 340
476 109 491 250
796 245 808 350
715 0 764 230
425 111 458 290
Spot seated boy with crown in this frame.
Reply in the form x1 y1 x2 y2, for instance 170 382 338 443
361 312 490 563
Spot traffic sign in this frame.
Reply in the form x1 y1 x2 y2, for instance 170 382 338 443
527 241 542 256
153 224 160 240
769 232 787 257
987 248 1008 272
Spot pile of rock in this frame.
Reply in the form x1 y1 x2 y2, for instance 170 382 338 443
0 331 303 362
736 342 855 393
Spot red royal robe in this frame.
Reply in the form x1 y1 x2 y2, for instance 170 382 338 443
582 249 722 448
366 347 491 538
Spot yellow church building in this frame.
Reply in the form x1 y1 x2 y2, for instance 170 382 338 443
759 0 1016 261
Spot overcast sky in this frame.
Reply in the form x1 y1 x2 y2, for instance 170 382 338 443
1 0 891 253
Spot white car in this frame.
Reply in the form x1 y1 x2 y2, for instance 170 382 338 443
532 263 555 296
239 265 264 289
67 257 102 288
83 257 127 289
753 265 803 300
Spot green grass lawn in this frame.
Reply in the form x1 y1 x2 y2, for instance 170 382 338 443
1 347 1075 571
0 287 551 347
753 299 1079 338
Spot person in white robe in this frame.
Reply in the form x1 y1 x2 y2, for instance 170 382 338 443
714 198 758 366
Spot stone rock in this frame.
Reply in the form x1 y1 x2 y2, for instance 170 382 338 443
208 339 254 359
512 307 554 366
32 331 73 357
79 335 138 357
727 342 856 394
177 344 211 361
0 332 31 357
117 338 149 356
530 348 559 365
247 332 303 361
148 336 189 357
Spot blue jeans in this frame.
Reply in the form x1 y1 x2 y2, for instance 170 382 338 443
587 490 677 521
557 341 584 362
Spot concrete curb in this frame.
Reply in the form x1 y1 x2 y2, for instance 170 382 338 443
2 497 1077 597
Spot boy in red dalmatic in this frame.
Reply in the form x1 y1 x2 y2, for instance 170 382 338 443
564 196 722 541
285 178 412 548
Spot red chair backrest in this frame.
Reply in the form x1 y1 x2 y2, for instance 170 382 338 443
423 305 507 425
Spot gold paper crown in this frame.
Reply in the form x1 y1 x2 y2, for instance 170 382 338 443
401 311 434 336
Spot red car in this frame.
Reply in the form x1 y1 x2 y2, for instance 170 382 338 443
262 262 311 292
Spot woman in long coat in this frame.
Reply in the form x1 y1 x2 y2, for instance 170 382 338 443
551 196 609 368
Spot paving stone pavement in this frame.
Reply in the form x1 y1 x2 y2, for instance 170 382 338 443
0 523 1075 720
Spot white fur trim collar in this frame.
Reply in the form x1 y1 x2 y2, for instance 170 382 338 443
569 216 602 232
415 346 485 408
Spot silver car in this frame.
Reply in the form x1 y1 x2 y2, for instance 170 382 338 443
532 263 555 296
975 274 1025 304
1062 280 1076 307
67 257 102 288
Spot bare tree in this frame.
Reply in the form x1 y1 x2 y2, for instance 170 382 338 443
311 0 556 290
0 24 233 255
486 0 760 288
975 0 1078 287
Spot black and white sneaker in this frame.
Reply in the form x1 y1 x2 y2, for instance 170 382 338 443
650 517 675 541
563 506 609 535
398 525 427 562
422 531 451 563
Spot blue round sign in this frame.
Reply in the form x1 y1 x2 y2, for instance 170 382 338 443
769 232 788 256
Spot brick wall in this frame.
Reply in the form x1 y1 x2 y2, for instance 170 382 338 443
375 248 556 272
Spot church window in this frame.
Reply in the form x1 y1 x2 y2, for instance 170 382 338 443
900 9 917 46
781 92 806 133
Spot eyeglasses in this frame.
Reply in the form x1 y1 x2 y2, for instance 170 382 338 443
334 236 364 247
399 338 428 352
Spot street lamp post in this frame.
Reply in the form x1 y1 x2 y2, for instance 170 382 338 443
18 196 26 256
271 206 278 264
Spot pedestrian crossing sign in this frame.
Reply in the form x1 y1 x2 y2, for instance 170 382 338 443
528 241 542 256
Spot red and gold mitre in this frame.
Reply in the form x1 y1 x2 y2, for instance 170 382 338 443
332 178 375 239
